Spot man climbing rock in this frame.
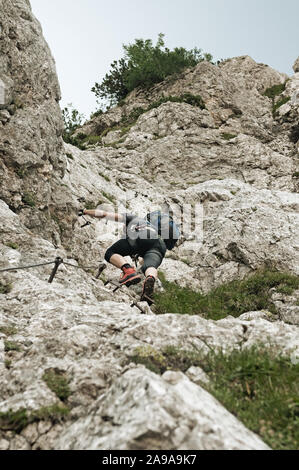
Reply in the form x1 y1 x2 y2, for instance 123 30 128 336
79 208 180 302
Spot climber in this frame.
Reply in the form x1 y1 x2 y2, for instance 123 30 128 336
78 208 180 302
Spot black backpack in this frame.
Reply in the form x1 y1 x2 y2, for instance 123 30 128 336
146 211 180 250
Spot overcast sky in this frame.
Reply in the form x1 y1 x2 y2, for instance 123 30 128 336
30 0 299 118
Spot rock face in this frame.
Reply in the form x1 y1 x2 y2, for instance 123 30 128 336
0 0 298 451
0 0 68 241
56 368 270 450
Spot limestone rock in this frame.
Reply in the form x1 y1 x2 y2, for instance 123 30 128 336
293 57 299 73
0 0 66 238
55 368 270 450
186 366 210 385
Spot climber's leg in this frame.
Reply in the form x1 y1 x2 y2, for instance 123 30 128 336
105 239 141 286
139 239 167 302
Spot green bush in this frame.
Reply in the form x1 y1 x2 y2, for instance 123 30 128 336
62 104 85 137
62 104 87 149
263 83 286 100
92 33 212 105
154 270 299 319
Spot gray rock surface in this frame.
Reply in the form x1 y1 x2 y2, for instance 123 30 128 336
293 56 299 73
56 368 270 450
0 0 67 240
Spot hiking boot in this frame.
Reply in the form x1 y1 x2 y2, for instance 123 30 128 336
141 276 155 304
119 266 141 287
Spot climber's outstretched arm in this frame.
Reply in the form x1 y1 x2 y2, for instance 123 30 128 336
83 209 125 223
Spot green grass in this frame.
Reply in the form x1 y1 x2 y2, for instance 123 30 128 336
129 345 299 450
129 345 204 375
98 171 111 182
101 191 116 205
293 172 299 178
204 347 299 450
83 135 102 146
16 167 28 179
4 341 21 352
22 192 36 207
0 405 70 434
147 93 205 112
42 369 71 402
154 270 299 319
221 133 237 141
6 242 19 250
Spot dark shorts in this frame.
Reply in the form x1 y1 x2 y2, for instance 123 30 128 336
105 237 167 274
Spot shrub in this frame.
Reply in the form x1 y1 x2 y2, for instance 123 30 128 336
263 83 286 100
92 33 212 105
62 104 87 149
62 104 85 137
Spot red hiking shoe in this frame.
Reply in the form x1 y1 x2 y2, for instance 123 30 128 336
119 266 141 287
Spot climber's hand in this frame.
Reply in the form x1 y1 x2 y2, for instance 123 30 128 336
78 209 85 217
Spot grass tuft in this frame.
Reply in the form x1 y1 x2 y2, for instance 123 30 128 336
0 405 70 434
154 270 299 320
4 340 21 352
221 133 237 141
42 369 71 402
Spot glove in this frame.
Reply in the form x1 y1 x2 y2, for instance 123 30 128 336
78 209 85 217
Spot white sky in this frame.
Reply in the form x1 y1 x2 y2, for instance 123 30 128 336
30 0 299 118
